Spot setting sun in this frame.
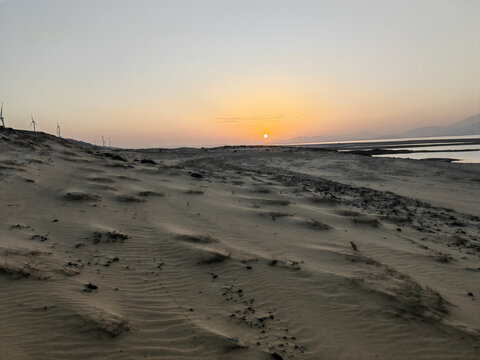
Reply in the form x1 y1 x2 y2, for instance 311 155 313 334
263 133 269 139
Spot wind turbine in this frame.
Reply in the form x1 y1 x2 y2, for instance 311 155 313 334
0 103 5 127
30 114 37 132
56 122 61 137
101 134 105 147
108 137 111 148
0 103 4 128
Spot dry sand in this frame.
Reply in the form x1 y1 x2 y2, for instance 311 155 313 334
0 127 479 359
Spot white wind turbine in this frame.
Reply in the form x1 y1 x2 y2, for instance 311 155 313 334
101 134 105 147
30 114 37 132
56 122 61 137
0 103 5 127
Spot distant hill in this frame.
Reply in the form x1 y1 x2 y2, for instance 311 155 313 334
284 114 480 144
282 131 378 144
64 137 97 148
381 114 480 139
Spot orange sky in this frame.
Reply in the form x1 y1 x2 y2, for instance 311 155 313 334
0 0 478 147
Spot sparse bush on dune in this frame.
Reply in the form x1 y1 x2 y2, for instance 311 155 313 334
310 196 339 205
138 190 165 197
308 219 332 230
116 195 145 203
176 234 218 244
353 216 381 227
90 184 117 191
65 192 101 202
251 187 271 194
88 177 115 183
92 230 129 244
140 158 156 164
186 189 204 195
261 199 290 206
266 212 292 221
197 249 231 264
269 258 302 270
434 253 454 263
337 209 362 217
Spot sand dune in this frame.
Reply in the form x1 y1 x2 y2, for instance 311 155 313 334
1 128 479 359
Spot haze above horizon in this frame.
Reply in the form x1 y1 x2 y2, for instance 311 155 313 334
0 0 479 147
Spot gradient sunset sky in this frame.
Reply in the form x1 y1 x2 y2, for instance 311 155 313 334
0 0 479 147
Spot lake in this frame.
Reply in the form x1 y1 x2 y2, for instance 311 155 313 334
287 135 480 164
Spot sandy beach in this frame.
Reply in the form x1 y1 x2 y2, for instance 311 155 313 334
1 127 479 359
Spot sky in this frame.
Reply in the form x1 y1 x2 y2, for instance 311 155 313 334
0 0 479 147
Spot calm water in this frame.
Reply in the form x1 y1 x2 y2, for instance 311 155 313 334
286 134 480 147
287 135 480 164
388 145 480 152
375 150 480 163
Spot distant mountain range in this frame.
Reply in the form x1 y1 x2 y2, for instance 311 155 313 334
381 114 480 139
283 131 378 144
285 114 480 144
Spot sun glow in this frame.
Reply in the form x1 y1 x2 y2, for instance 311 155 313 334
263 133 269 139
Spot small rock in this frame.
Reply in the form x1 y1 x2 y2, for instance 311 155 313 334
85 283 98 290
141 159 156 164
111 154 126 161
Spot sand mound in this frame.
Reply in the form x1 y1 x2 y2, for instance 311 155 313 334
0 247 56 280
81 308 130 337
349 253 448 322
